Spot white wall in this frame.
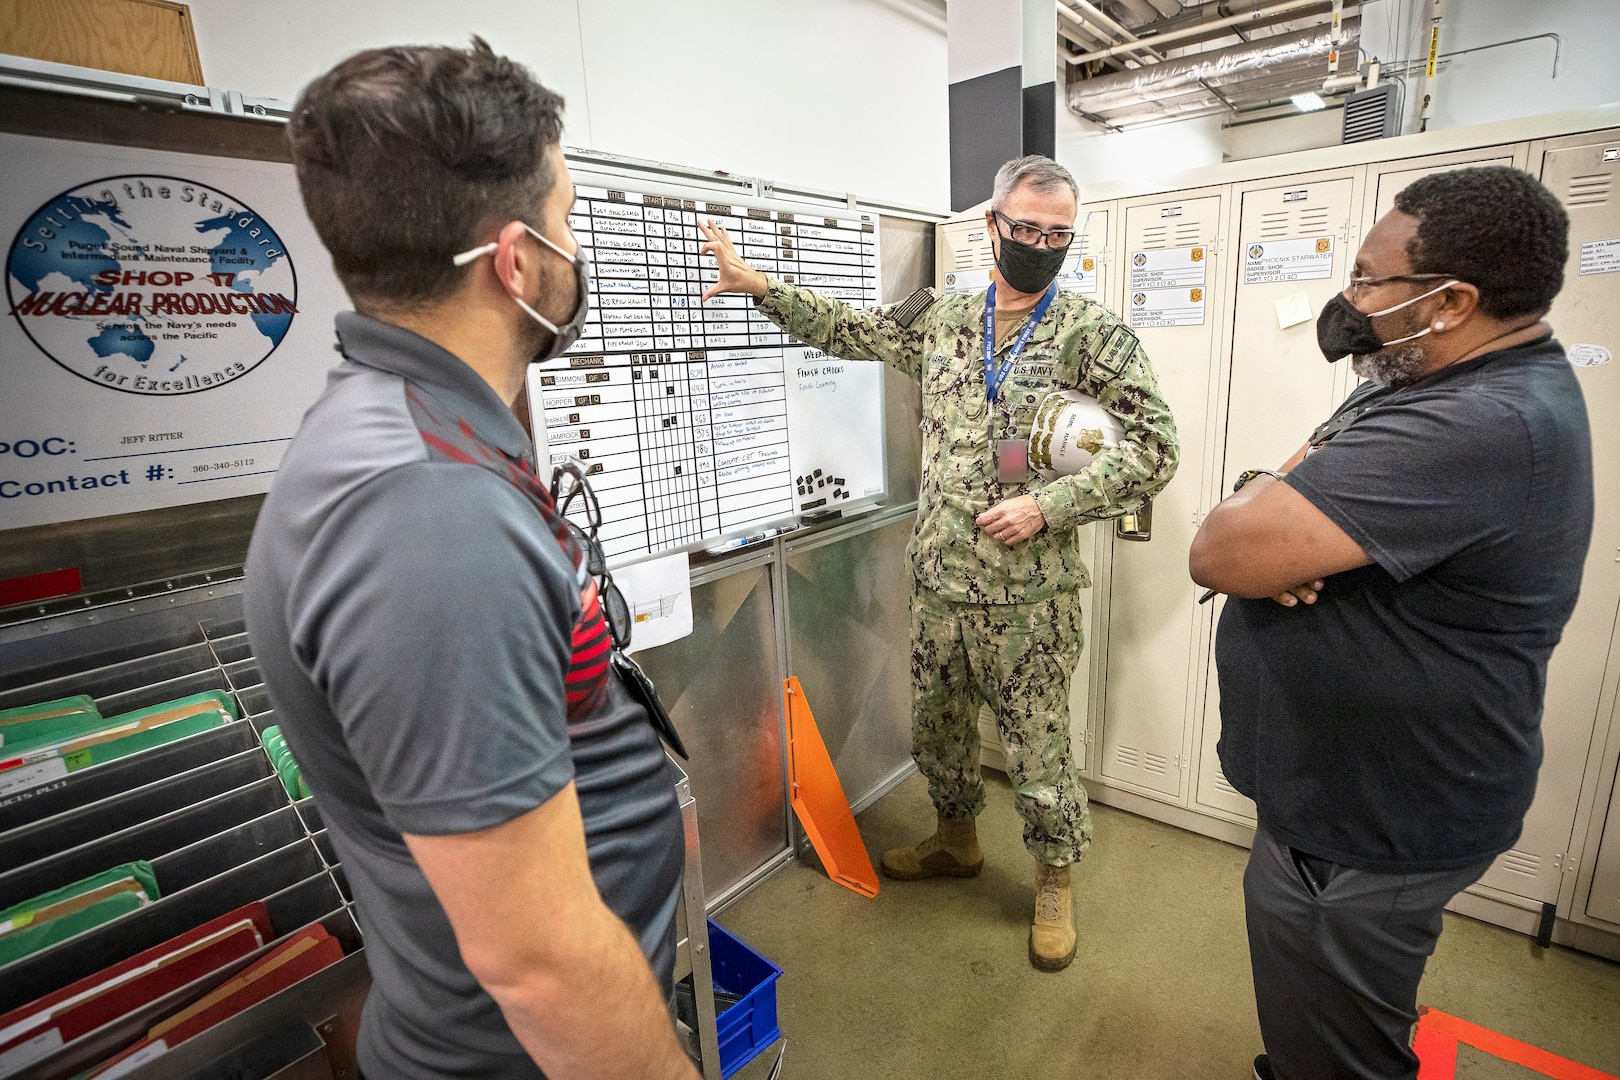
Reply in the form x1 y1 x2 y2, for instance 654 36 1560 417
1053 0 1620 189
1360 0 1620 132
1055 105 1225 189
184 0 949 210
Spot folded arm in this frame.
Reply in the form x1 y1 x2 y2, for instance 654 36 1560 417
1189 474 1371 599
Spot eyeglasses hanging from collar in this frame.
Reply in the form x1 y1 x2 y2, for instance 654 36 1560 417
551 458 632 650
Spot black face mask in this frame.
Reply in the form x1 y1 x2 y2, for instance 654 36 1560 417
994 233 1068 295
1315 278 1458 362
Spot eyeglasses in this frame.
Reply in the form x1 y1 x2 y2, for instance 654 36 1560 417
551 459 632 649
1345 273 1457 301
993 209 1075 250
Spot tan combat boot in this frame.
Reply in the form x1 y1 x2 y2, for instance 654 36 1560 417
1030 862 1077 971
880 814 984 880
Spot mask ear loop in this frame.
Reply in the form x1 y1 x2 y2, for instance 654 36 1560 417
1367 278 1459 318
450 224 578 333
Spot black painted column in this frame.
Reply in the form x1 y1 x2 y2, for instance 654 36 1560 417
948 0 1056 211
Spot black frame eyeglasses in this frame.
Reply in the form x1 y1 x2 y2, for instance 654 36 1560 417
551 459 631 650
993 209 1075 250
1345 272 1457 302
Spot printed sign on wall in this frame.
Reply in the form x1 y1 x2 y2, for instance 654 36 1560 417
1 134 346 531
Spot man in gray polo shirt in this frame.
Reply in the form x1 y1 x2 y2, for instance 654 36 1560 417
244 40 697 1080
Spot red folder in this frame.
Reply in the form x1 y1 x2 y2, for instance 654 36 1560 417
84 927 343 1078
0 902 271 1068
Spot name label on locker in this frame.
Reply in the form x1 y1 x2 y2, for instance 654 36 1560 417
1282 189 1310 203
1243 236 1335 284
1159 205 1184 218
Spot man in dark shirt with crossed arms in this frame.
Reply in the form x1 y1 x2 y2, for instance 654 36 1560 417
1191 167 1593 1080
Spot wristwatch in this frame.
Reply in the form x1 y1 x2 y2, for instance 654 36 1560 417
1232 469 1284 492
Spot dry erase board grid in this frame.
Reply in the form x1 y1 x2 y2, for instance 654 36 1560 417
535 186 879 562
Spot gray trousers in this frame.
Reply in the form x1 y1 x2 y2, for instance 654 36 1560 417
1244 823 1493 1080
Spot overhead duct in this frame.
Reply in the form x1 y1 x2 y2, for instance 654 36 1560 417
1067 20 1355 123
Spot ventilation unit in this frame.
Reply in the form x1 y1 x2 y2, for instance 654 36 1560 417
1342 84 1399 143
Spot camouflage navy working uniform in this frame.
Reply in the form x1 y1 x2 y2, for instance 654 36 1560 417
756 279 1179 866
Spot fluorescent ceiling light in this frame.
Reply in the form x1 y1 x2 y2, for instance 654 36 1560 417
1291 92 1326 112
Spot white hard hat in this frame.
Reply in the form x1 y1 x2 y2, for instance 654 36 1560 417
1028 390 1124 480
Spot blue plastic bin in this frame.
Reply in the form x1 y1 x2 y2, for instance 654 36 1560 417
707 919 782 1078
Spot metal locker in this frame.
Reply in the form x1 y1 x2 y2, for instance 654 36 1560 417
1097 190 1229 803
1366 146 1523 220
1509 129 1620 911
1194 171 1361 821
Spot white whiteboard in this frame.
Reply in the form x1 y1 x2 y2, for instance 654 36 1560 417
529 173 887 565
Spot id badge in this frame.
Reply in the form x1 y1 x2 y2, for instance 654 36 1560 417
996 439 1030 484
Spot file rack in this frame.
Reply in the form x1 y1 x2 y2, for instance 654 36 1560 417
0 579 721 1080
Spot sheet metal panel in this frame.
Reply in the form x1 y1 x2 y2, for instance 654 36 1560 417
784 516 916 810
635 564 789 900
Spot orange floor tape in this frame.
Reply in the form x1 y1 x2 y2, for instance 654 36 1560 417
1415 1007 1618 1080
782 677 879 898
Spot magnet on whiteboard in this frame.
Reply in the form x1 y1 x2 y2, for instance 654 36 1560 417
1568 343 1613 368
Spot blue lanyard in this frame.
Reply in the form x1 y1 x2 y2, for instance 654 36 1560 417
982 282 1057 405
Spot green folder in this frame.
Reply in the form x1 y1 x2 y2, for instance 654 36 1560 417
0 710 128 758
61 711 228 772
0 695 99 726
0 892 144 967
100 690 237 728
0 861 160 932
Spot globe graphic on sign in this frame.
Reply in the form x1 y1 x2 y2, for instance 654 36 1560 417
6 174 296 395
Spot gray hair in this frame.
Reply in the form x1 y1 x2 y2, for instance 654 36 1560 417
991 155 1078 210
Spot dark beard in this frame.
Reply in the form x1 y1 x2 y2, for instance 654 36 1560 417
1351 342 1429 386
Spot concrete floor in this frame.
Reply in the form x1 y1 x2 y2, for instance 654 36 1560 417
719 771 1620 1080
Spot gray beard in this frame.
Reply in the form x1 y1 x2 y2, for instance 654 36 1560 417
1351 342 1429 387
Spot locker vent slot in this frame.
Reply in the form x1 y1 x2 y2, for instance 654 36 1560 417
1115 744 1140 769
1501 848 1540 878
1299 208 1332 233
1140 226 1169 250
1143 751 1168 776
1565 173 1611 207
953 249 976 270
1213 769 1241 797
1258 211 1291 239
1173 224 1202 246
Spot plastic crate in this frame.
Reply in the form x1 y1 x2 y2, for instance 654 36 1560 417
707 919 782 1078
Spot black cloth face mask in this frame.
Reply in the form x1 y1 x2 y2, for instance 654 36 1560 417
994 232 1068 294
1316 278 1458 362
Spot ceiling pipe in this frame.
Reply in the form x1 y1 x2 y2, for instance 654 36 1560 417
1063 0 1167 62
1065 0 1328 64
1111 0 1164 25
1057 1 1165 72
1066 19 1352 115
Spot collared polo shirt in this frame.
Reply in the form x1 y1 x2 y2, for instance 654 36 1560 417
244 313 683 1079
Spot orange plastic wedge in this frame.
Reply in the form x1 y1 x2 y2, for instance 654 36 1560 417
783 677 879 898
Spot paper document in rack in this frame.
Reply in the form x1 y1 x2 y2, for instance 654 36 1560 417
613 551 693 653
784 347 885 517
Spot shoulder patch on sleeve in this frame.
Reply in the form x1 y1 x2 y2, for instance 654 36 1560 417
1093 324 1139 382
891 287 940 329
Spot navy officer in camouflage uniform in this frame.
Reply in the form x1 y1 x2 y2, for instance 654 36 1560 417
700 156 1177 971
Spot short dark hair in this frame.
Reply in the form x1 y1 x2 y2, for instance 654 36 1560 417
1393 165 1568 320
287 38 565 305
